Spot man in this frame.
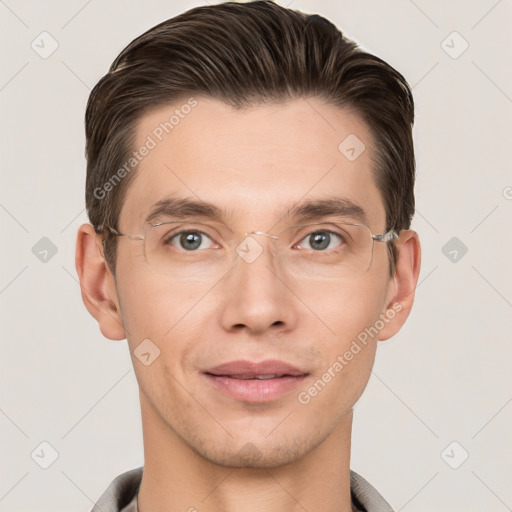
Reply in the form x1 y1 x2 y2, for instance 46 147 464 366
75 1 421 511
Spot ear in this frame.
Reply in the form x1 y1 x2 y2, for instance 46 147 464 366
378 229 421 341
75 223 126 340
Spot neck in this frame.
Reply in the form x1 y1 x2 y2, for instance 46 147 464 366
137 392 355 512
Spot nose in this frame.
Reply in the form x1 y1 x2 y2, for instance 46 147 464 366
218 232 298 335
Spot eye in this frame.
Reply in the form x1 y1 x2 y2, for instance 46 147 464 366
168 230 215 251
296 230 344 251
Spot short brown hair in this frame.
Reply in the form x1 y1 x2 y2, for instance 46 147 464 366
85 0 415 276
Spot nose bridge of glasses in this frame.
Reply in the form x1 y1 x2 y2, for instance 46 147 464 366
245 230 279 240
232 229 281 266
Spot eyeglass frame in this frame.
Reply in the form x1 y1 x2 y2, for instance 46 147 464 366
94 219 399 277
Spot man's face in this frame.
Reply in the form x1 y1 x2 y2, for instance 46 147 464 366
111 97 398 467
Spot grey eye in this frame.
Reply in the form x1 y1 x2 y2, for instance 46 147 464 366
299 231 343 251
169 231 214 251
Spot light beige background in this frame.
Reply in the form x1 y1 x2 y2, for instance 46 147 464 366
1 1 511 511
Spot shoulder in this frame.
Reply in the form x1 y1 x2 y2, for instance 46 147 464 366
91 467 143 512
350 470 395 512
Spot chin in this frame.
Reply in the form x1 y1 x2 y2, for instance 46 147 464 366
189 429 324 469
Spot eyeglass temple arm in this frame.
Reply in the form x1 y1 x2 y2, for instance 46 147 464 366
95 224 122 236
373 230 399 242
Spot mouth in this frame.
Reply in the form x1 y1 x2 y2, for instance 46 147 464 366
203 374 309 403
202 360 309 403
204 373 302 380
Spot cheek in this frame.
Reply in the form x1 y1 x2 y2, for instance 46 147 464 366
303 274 391 402
298 312 380 419
115 260 216 362
313 272 390 338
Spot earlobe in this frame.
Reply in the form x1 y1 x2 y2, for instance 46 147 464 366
378 230 421 341
75 223 126 341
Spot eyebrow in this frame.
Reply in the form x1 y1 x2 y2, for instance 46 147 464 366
144 195 369 226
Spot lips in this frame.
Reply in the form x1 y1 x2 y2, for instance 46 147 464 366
203 359 309 403
204 359 308 378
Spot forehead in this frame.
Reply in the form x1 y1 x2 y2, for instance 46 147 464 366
119 97 385 231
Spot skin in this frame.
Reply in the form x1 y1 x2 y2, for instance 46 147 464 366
76 97 421 512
